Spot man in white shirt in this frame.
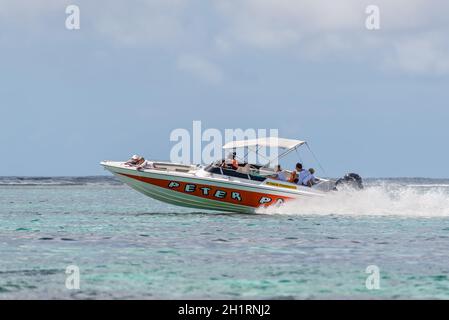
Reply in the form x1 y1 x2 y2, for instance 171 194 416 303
302 168 317 187
298 171 310 186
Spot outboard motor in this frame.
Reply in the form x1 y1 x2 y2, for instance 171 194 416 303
335 173 363 190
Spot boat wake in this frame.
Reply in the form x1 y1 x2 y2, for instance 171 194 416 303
257 182 449 217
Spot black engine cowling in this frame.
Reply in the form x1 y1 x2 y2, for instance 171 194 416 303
335 173 363 190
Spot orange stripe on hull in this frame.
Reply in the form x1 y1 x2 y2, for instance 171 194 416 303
119 173 292 208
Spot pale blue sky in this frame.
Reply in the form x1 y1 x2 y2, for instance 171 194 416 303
1 0 448 177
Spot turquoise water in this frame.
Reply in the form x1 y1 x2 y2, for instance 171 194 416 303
1 177 449 299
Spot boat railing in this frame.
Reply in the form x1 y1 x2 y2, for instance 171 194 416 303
146 162 197 173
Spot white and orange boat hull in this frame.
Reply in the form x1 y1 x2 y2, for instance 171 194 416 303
101 161 326 213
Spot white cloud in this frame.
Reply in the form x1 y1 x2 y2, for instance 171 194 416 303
2 0 449 75
0 0 70 33
214 36 232 54
177 55 223 84
90 0 189 48
215 0 449 44
0 0 190 47
0 0 62 18
214 0 449 74
387 32 449 75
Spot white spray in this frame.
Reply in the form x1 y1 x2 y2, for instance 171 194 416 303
257 182 449 217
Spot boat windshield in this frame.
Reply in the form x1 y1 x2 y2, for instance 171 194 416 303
204 161 270 182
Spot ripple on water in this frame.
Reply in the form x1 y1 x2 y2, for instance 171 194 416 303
2 180 449 299
0 269 60 276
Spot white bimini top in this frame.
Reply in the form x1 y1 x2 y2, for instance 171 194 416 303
222 137 305 150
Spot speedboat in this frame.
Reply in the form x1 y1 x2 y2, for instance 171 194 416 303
100 137 362 213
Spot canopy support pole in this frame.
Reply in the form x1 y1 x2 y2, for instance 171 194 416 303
265 145 299 167
305 142 328 177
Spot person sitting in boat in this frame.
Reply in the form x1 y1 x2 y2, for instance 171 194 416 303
222 152 239 170
270 165 287 181
135 156 145 166
136 158 155 171
289 163 310 185
303 168 318 187
124 155 140 166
